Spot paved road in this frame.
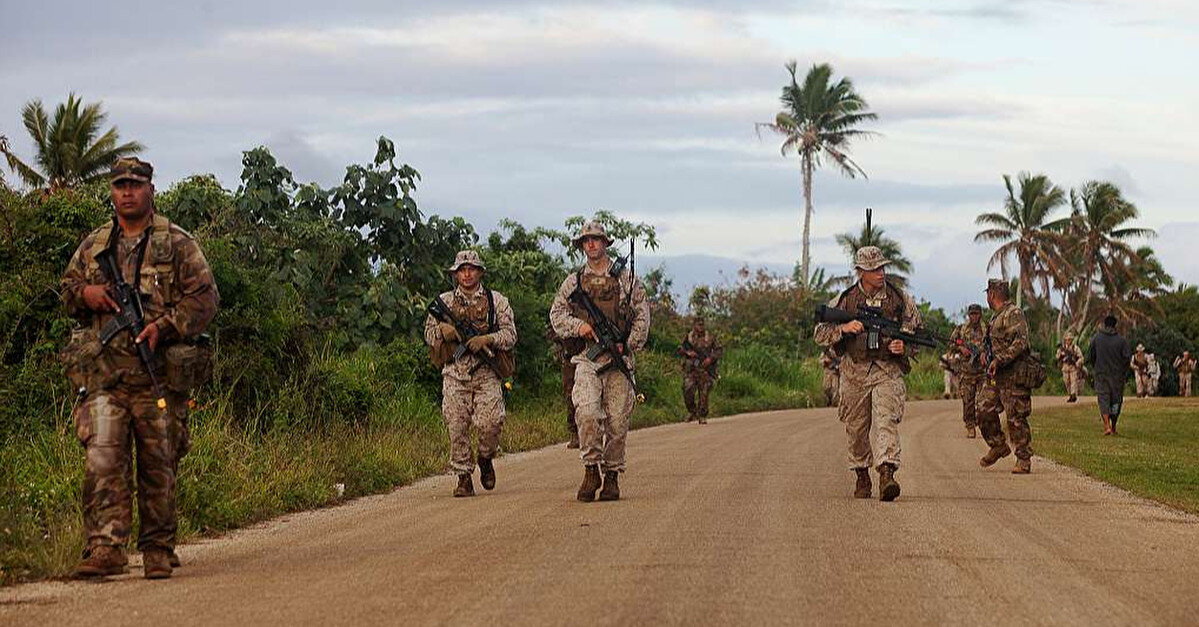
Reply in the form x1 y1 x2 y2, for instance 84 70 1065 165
4 398 1198 626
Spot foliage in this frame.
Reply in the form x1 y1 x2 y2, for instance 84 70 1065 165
974 172 1070 307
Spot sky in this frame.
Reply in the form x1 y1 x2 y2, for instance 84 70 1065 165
3 0 1197 313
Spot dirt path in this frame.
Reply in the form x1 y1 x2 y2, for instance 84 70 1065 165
4 398 1198 626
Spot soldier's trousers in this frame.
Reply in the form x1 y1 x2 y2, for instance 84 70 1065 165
822 372 840 407
1182 375 1193 397
76 384 186 552
976 377 1033 460
561 359 578 434
442 369 506 474
958 375 982 428
838 370 904 469
683 370 713 418
572 357 635 472
1135 372 1151 397
1062 366 1082 396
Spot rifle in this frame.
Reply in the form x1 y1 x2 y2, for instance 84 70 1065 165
427 295 512 395
680 338 719 380
568 282 645 403
94 242 167 410
814 304 943 351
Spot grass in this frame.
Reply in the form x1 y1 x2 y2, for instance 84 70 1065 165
1034 398 1199 515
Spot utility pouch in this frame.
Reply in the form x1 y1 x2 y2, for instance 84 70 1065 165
60 327 117 391
1013 353 1047 389
163 338 214 392
494 350 516 379
430 341 456 369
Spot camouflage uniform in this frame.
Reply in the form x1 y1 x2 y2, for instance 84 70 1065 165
61 159 219 559
1131 347 1151 398
820 348 841 407
546 320 582 441
940 350 959 399
976 284 1033 467
549 236 650 475
813 251 921 474
1056 339 1085 399
1175 354 1196 397
424 253 517 478
679 327 722 421
950 311 987 432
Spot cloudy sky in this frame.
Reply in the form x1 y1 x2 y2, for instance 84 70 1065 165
3 0 1197 312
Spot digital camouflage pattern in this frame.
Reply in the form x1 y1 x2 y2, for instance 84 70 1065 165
424 285 517 475
1056 341 1085 397
950 318 987 429
549 262 650 472
814 281 921 470
976 301 1033 461
546 324 581 436
820 348 841 407
61 213 218 553
679 328 722 420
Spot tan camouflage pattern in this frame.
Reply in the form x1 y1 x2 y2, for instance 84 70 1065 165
976 301 1033 460
423 285 517 382
852 246 891 271
950 320 987 427
545 324 581 434
1175 355 1195 397
681 329 722 419
820 349 840 407
1056 342 1085 396
814 282 921 470
940 350 959 398
440 368 506 474
549 262 650 471
1131 350 1151 397
571 220 613 247
446 249 486 272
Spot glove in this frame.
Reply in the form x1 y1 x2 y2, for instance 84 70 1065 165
439 322 459 343
466 334 495 354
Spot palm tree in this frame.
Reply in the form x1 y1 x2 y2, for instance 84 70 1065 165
974 172 1070 307
830 221 913 288
1066 181 1155 331
756 61 877 288
1103 246 1172 327
1 93 143 191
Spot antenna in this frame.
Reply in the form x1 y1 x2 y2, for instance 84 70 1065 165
865 207 873 237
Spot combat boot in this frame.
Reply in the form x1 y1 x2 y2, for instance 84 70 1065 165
168 547 181 568
698 417 708 425
598 470 620 501
143 549 173 580
73 545 128 579
453 473 475 497
577 465 601 502
853 468 872 499
877 463 901 502
966 425 977 438
478 454 496 491
567 431 580 449
1067 394 1077 403
1011 458 1031 474
979 443 1012 467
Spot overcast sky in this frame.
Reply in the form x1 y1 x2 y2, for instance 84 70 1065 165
3 0 1197 312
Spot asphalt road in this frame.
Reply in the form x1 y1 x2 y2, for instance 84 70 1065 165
4 398 1198 626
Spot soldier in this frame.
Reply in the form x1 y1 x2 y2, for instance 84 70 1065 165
976 279 1035 474
545 316 583 448
1147 353 1161 396
424 251 518 497
950 304 987 438
814 246 922 502
678 316 723 424
62 158 219 579
819 347 841 407
940 349 959 399
1174 351 1196 397
550 221 650 502
1131 344 1151 398
1056 333 1085 403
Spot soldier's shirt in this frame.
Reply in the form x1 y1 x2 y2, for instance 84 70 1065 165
950 322 988 377
812 284 922 381
1057 344 1084 369
548 261 650 367
681 329 722 373
986 302 1030 369
422 285 517 382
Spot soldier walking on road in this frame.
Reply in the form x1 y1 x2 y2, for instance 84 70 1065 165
976 280 1037 474
1131 344 1151 398
950 304 987 438
814 246 922 502
1056 333 1085 403
63 158 219 579
1174 351 1196 397
546 318 583 448
820 347 841 407
678 316 722 424
940 349 959 399
550 221 650 502
425 251 518 497
1087 315 1132 435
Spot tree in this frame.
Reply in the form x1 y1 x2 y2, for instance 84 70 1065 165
974 172 1069 307
1 94 143 191
756 62 877 288
830 220 913 288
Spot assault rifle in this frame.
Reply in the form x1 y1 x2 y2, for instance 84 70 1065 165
568 285 645 403
680 338 719 379
94 244 167 409
814 304 943 351
427 296 510 392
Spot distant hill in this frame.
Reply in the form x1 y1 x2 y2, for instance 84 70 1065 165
639 254 794 309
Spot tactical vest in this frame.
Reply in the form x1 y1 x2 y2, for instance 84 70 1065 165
569 270 632 339
440 288 515 377
837 281 908 366
86 213 177 326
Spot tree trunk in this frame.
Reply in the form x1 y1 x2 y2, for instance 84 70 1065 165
800 154 814 289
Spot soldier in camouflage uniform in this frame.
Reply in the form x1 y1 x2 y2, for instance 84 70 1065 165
678 316 722 424
976 279 1035 474
550 221 650 502
940 349 959 399
1131 344 1151 398
424 251 517 497
820 347 841 407
814 246 922 502
1056 333 1085 403
62 158 219 579
546 317 583 448
950 304 987 438
1174 351 1196 397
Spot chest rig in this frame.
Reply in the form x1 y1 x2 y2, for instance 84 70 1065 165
84 215 176 345
569 270 631 339
448 289 498 335
837 282 907 364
